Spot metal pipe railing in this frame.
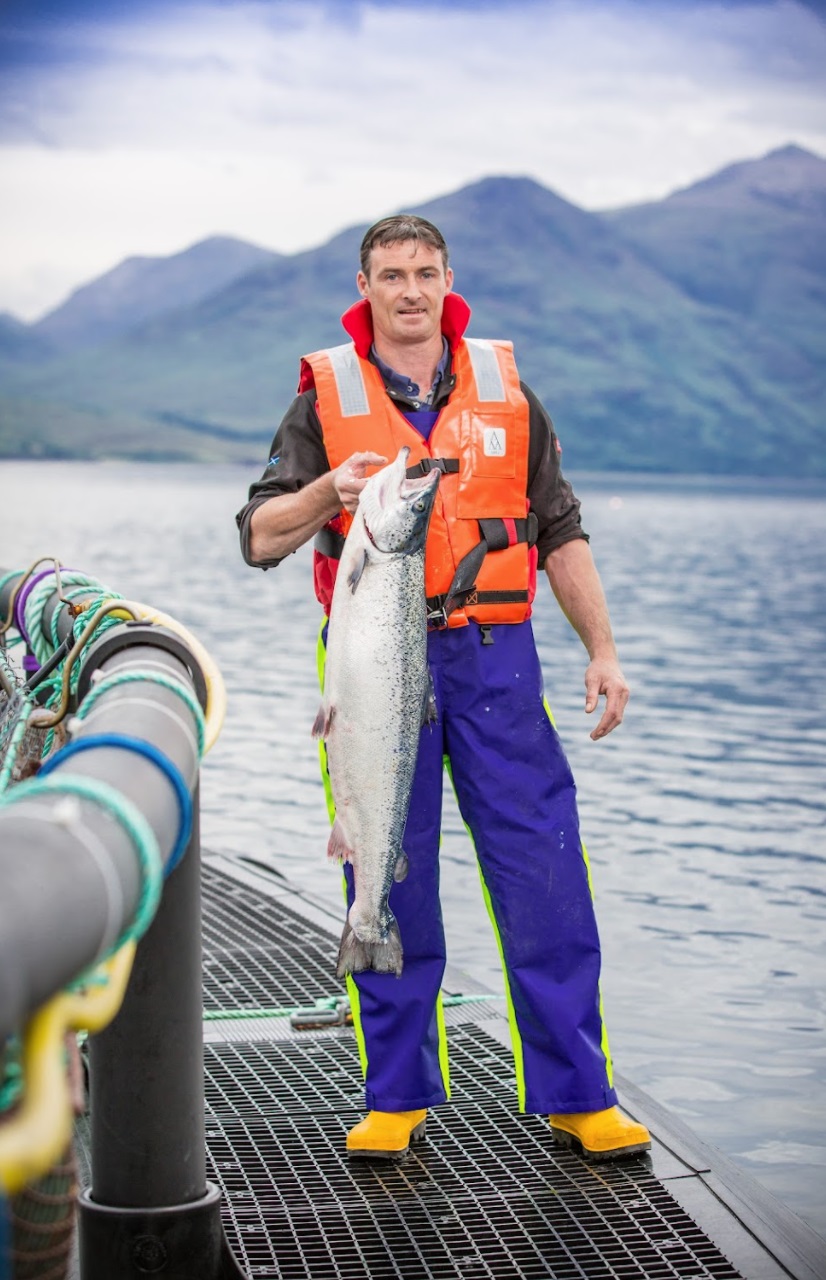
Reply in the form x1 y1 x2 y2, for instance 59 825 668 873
0 565 244 1278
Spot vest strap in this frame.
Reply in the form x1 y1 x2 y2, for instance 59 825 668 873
478 514 538 551
314 526 346 559
405 458 460 479
427 589 531 628
426 513 538 627
315 511 537 573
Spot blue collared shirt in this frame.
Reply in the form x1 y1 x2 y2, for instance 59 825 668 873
371 337 450 408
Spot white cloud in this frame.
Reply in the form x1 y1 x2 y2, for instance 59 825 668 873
1 0 824 319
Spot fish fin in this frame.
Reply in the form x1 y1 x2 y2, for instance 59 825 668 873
327 818 354 863
312 703 334 739
421 668 438 726
336 919 403 979
347 548 369 593
393 851 409 882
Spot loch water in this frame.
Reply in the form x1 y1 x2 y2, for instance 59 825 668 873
1 460 824 1241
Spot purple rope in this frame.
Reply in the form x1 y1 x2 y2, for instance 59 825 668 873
13 568 59 644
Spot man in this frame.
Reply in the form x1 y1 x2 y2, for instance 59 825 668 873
236 214 650 1163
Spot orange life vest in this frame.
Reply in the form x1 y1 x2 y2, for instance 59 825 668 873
302 297 538 628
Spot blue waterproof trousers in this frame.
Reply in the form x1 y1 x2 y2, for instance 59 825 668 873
322 618 617 1116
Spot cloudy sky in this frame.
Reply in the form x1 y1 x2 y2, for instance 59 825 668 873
1 0 824 321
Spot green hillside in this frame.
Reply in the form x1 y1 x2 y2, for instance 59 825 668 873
0 147 823 475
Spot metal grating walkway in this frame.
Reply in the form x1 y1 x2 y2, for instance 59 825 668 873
197 862 746 1280
204 1031 742 1280
201 866 348 1014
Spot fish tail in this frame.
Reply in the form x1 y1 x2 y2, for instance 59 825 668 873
336 919 403 978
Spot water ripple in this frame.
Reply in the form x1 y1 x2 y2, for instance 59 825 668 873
1 463 824 1238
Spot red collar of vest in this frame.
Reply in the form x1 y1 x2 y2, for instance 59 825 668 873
340 293 472 358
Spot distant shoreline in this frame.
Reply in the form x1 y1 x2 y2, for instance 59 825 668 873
2 456 825 498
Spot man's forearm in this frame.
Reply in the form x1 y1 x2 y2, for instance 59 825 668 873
544 538 617 660
248 473 341 563
247 449 388 564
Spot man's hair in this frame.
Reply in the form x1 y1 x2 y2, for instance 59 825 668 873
359 215 449 277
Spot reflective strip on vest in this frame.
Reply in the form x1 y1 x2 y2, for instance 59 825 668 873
327 343 370 416
465 338 506 402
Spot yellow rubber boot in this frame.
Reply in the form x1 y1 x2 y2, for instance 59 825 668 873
550 1106 651 1160
346 1109 428 1161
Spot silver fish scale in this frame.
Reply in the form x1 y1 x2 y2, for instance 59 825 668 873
322 517 429 954
318 447 440 975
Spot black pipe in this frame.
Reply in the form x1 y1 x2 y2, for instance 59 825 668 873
0 569 20 626
0 571 244 1276
77 793 243 1279
91 791 207 1207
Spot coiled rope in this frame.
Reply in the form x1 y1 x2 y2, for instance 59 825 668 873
0 562 225 1199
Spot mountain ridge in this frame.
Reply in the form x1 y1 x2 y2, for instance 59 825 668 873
1 145 823 476
31 235 282 353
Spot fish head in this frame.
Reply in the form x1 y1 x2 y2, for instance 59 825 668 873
359 447 440 556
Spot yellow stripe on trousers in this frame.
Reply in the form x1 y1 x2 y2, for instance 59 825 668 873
540 696 614 1094
445 700 613 1112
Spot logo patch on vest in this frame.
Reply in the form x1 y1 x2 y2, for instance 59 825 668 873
483 427 506 457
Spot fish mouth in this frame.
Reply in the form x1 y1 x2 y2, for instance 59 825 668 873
379 446 440 503
361 446 439 552
401 469 440 498
400 455 440 509
395 446 441 499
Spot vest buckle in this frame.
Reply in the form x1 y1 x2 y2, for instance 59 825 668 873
426 597 450 629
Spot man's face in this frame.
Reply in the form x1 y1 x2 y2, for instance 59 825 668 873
357 241 453 348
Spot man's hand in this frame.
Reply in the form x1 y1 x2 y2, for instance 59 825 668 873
584 657 629 740
333 451 387 514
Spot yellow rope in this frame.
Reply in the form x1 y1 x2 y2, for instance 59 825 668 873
0 943 136 1195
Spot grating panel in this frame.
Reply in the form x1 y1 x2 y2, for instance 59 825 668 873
200 865 502 1034
203 1026 744 1280
201 865 347 1012
74 865 747 1277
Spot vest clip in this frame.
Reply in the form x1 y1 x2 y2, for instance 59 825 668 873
406 457 460 479
426 596 450 630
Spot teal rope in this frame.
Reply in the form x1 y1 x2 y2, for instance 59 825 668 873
203 1001 340 1022
0 710 33 793
1 631 61 788
74 668 206 758
202 992 502 1023
0 1036 22 1113
64 591 130 696
0 685 38 794
49 586 109 652
0 646 20 689
0 646 31 792
0 774 163 953
71 623 131 698
23 571 110 666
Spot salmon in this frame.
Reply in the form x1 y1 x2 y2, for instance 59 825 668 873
313 448 440 978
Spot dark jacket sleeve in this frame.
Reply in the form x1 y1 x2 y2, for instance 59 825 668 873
235 391 330 569
522 383 588 564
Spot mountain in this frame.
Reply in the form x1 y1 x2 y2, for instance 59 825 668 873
0 147 823 475
0 313 55 366
31 235 281 352
604 145 826 362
